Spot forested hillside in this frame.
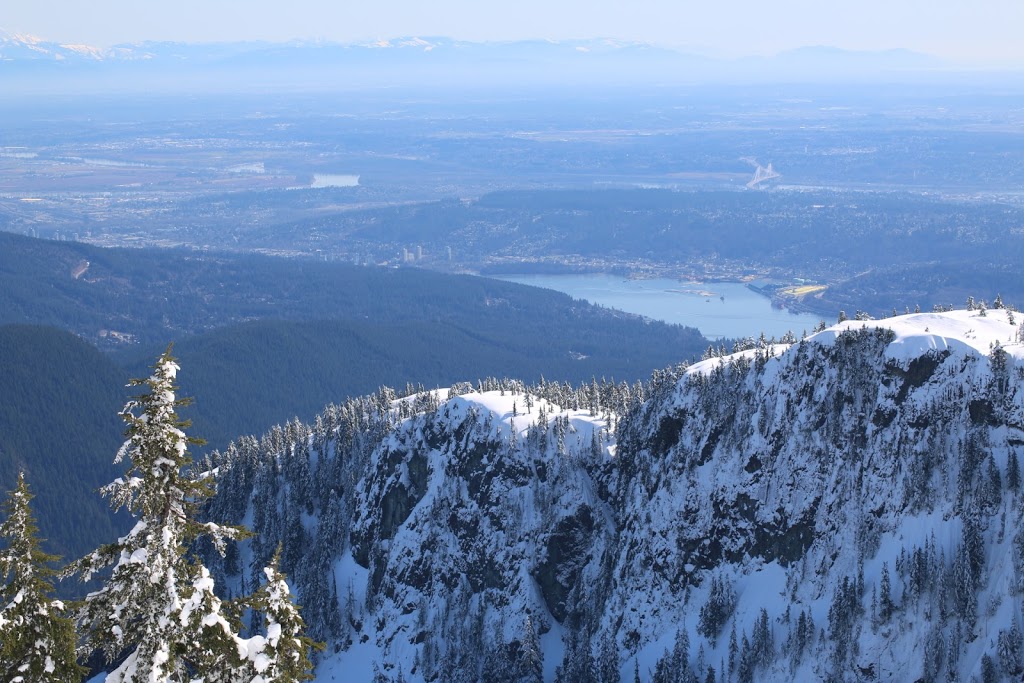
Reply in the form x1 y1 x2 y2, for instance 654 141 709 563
136 316 688 451
0 234 709 563
0 325 125 560
0 231 708 353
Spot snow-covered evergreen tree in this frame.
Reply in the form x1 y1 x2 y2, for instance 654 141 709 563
998 617 1023 677
698 574 736 646
1008 451 1021 493
65 347 246 682
240 548 322 682
0 473 84 682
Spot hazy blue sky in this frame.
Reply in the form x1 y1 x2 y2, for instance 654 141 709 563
6 0 1024 64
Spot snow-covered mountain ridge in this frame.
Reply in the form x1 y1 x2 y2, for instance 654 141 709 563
201 307 1024 682
0 29 114 61
0 28 942 79
0 32 685 64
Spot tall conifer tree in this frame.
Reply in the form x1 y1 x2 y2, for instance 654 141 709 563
65 347 246 681
0 473 84 682
240 547 322 682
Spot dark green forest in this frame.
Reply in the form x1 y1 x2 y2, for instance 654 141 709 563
0 231 706 348
0 235 710 565
0 326 126 562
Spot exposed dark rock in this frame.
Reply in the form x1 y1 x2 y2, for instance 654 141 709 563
969 399 998 426
533 506 595 622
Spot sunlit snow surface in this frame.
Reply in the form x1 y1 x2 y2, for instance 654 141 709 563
689 308 1023 378
820 309 1023 361
339 389 609 681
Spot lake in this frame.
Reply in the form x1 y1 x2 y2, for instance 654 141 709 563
493 273 826 340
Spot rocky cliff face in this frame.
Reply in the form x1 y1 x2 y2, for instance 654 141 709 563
598 312 1023 682
207 309 1024 682
345 391 613 682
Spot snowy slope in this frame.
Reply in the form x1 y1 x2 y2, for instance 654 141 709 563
605 307 1024 682
335 389 613 682
193 307 1024 683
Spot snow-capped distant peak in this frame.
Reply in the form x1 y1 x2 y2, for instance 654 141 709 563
0 28 109 61
58 43 107 59
0 29 43 45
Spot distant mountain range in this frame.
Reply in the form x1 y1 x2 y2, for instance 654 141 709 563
0 29 957 90
1 33 689 64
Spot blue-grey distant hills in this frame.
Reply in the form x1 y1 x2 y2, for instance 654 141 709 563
0 29 956 91
0 31 697 65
